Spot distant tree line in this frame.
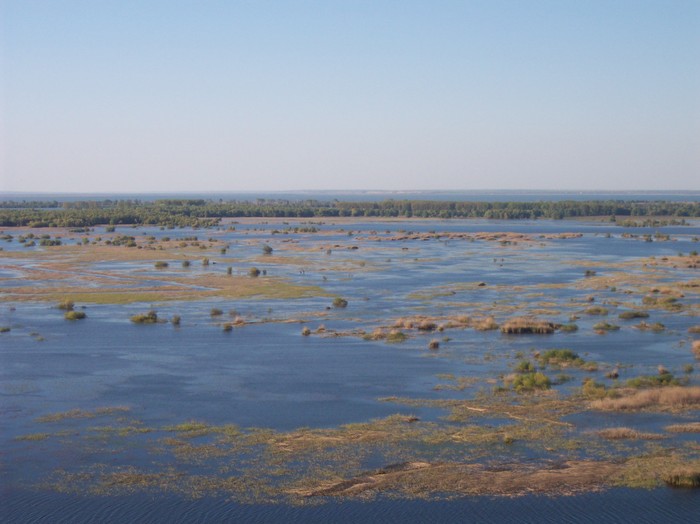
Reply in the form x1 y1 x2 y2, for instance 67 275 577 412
0 198 698 227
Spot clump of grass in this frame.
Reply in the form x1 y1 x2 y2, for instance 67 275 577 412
417 320 438 331
500 317 558 334
248 267 261 278
14 433 51 441
593 321 620 332
428 339 440 350
509 372 551 393
0 326 11 333
626 373 680 389
537 349 585 369
688 326 700 334
473 316 498 331
301 327 311 336
692 340 700 358
665 422 700 433
585 306 609 315
515 360 536 373
154 261 169 269
64 310 86 320
222 323 233 332
130 310 158 324
664 469 700 488
618 310 649 320
559 323 578 333
386 330 407 343
590 386 700 411
210 308 223 317
332 297 348 308
56 299 74 311
596 427 663 440
581 378 612 399
181 260 191 268
635 322 665 332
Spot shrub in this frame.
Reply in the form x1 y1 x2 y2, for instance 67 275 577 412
625 373 680 389
248 267 261 278
515 360 535 373
332 297 348 308
538 349 584 368
130 310 158 324
510 372 551 392
57 299 74 311
301 327 311 336
581 378 609 399
64 311 86 320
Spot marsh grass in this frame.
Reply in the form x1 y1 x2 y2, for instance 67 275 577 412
500 317 559 334
64 310 86 320
590 386 700 411
473 316 499 331
618 310 649 320
37 406 130 423
664 469 700 488
585 306 609 315
665 422 700 433
130 310 159 324
595 427 664 440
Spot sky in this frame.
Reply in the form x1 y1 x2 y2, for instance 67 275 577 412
1 1 699 193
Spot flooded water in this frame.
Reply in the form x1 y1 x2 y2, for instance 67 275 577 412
2 217 699 521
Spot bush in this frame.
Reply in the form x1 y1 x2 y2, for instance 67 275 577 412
248 267 261 278
130 310 158 324
64 311 86 320
57 299 74 311
538 349 584 368
626 373 680 389
510 372 551 392
515 360 536 373
332 297 348 308
301 327 311 336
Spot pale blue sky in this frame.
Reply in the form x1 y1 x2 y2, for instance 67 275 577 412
1 1 699 193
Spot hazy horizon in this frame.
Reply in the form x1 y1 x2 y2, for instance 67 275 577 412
2 1 699 193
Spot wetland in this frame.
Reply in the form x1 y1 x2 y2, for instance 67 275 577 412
2 209 700 521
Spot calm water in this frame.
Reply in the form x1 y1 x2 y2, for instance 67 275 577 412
2 217 700 521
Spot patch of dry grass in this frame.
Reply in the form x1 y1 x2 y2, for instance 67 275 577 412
500 317 559 334
590 387 700 411
595 427 664 440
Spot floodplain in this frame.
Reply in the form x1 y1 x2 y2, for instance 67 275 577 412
2 216 700 521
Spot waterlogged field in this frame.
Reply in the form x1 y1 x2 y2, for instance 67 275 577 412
2 217 700 521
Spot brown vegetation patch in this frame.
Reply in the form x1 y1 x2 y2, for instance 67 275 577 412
292 460 619 498
665 422 700 433
595 427 664 440
590 387 700 411
500 317 559 334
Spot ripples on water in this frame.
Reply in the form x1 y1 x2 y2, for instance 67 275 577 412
4 488 700 523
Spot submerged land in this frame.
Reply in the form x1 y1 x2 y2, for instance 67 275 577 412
2 198 700 505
